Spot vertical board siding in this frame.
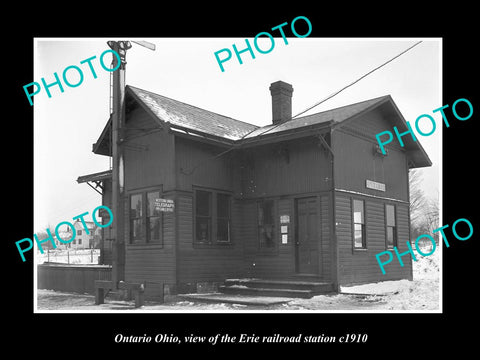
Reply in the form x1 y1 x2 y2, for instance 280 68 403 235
124 130 175 191
124 106 175 192
345 107 393 137
37 264 112 295
176 137 233 192
238 138 331 198
333 109 409 202
336 194 412 285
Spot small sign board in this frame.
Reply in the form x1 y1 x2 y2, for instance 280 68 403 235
366 179 386 192
154 198 175 212
280 215 290 224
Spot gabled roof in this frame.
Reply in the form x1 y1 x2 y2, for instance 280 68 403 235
92 86 431 168
243 95 390 140
129 85 258 141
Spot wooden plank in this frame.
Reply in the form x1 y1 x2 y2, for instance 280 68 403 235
335 194 413 284
333 112 409 202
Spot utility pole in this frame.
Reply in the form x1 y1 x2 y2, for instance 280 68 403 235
106 40 155 289
107 40 129 288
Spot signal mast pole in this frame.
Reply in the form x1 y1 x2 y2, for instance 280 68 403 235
107 40 155 288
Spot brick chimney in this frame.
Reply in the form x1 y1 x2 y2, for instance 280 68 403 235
269 81 293 124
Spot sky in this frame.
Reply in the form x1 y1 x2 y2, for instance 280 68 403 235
33 37 441 232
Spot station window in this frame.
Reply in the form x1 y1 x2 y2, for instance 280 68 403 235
147 191 162 243
130 193 143 243
195 190 212 243
353 199 366 249
385 204 397 248
129 189 163 245
195 189 231 244
258 199 275 248
217 193 231 243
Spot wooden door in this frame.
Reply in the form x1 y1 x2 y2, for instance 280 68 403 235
295 197 319 274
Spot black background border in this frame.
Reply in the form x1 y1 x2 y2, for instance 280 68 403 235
7 6 478 354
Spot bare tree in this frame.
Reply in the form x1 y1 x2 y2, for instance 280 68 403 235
35 224 57 251
409 169 427 224
419 196 440 241
409 169 440 243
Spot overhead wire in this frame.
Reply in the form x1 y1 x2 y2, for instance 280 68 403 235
176 41 424 175
291 40 423 120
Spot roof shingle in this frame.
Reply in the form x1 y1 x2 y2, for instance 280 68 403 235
129 85 391 142
128 85 258 141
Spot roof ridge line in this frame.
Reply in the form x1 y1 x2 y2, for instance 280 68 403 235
292 95 391 121
126 84 259 129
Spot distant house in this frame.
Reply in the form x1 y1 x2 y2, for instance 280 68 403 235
71 219 96 249
46 222 99 250
79 81 431 301
47 227 72 250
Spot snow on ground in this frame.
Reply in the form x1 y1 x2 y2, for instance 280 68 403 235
36 290 256 311
36 249 440 312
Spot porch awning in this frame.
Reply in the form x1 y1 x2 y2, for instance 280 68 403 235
76 170 112 195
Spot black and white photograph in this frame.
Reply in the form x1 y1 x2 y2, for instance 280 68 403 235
7 9 478 354
32 37 441 313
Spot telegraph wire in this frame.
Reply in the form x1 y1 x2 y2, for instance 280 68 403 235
181 40 423 175
291 40 423 120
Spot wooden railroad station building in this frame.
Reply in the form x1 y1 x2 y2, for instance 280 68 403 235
79 81 431 300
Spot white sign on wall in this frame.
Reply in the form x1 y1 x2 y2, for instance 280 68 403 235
366 179 386 192
154 198 175 212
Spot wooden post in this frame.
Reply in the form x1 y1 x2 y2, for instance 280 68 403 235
95 287 105 305
94 280 113 305
134 290 144 308
108 40 128 289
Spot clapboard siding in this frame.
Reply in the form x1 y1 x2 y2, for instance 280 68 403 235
236 200 257 258
397 205 410 242
121 105 178 300
336 193 412 285
124 196 176 300
177 194 244 284
320 194 331 281
177 194 193 248
125 246 174 299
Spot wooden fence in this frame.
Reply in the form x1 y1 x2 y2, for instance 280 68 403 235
37 263 112 295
